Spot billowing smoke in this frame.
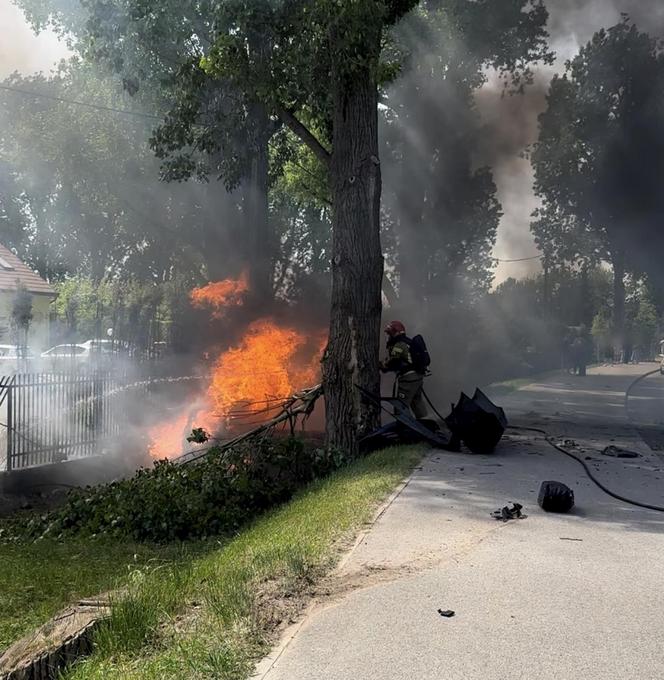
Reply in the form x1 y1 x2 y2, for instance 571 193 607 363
479 0 664 282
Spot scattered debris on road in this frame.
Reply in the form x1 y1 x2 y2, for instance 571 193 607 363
491 502 527 521
602 445 640 459
437 609 455 618
538 481 575 513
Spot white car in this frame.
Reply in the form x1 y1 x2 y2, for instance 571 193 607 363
81 339 130 354
0 345 35 374
40 344 90 367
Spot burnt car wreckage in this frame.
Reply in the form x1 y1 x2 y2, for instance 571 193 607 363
358 385 508 455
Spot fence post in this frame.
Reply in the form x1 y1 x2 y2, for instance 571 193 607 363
6 384 13 472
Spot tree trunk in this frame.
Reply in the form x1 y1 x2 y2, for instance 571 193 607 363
580 263 593 327
201 176 244 281
612 251 626 361
245 104 273 305
542 262 550 313
323 48 383 455
245 27 275 307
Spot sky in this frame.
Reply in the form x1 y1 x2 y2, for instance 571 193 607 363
0 3 70 79
2 0 664 285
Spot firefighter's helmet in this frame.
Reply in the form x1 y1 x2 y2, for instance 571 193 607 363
384 320 406 337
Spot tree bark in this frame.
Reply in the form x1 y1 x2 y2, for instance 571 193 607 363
580 262 593 327
323 44 383 455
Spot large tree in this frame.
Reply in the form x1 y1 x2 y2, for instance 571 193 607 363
532 19 664 356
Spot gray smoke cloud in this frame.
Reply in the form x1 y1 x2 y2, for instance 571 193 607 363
482 0 664 283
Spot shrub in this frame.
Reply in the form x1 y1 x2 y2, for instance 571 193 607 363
9 438 346 543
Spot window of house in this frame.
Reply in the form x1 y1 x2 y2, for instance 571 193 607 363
0 256 14 270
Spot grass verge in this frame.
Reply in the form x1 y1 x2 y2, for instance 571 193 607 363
0 540 203 652
61 446 421 680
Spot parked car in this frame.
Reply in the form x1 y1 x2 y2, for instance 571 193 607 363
0 345 35 374
40 343 90 369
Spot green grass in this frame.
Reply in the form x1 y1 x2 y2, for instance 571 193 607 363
0 540 203 652
59 446 421 680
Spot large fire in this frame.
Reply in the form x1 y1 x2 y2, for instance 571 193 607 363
208 319 325 418
148 275 325 459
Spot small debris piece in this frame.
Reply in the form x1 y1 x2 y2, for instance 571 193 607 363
560 537 583 542
438 609 455 618
491 502 527 521
538 481 574 513
602 446 640 459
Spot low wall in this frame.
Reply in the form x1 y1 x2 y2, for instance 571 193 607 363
0 449 147 496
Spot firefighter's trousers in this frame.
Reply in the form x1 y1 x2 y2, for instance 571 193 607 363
394 371 428 419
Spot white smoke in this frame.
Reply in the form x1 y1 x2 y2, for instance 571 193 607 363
0 3 70 79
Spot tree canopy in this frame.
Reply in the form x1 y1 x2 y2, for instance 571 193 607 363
532 18 664 352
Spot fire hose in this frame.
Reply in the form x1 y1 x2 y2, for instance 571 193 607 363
424 373 664 514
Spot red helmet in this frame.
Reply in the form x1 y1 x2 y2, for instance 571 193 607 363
384 320 406 336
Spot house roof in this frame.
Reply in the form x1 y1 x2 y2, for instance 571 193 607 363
0 243 56 297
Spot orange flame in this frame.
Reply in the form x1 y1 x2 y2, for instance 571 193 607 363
147 402 214 460
148 274 325 460
190 272 249 318
208 319 325 417
148 412 194 459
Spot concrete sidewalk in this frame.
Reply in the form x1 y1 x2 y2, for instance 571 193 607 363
255 365 664 680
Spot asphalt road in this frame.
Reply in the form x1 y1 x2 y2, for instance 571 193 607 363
255 364 664 680
626 368 664 450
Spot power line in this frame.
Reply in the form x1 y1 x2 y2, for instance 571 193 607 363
0 83 162 120
495 255 542 263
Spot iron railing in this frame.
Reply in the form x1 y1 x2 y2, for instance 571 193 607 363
0 371 125 471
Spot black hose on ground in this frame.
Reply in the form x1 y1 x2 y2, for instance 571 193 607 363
422 375 664 513
507 424 664 513
624 368 662 413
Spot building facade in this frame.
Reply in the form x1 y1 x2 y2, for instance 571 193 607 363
0 243 56 351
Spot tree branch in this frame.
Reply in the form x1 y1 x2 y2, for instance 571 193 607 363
275 105 331 168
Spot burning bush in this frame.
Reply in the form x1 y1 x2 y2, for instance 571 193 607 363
6 439 347 543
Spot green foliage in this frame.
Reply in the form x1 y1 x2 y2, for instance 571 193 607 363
8 438 349 543
11 283 33 334
532 19 664 275
50 273 208 351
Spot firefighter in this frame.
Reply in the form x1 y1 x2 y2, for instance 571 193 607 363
380 320 428 419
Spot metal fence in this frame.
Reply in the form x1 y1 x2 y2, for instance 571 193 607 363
0 372 124 471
